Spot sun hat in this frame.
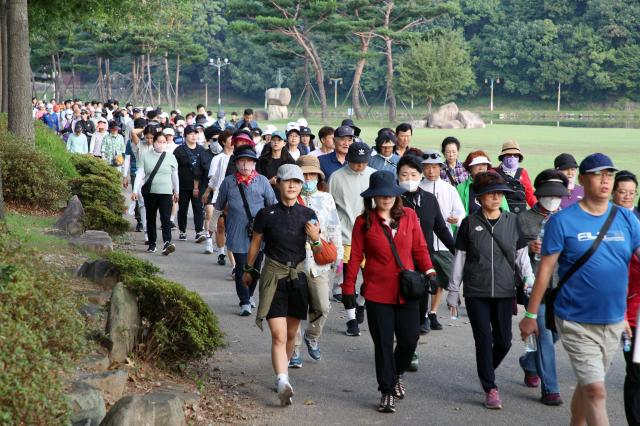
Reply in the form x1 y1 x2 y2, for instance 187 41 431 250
579 153 618 174
300 126 315 140
233 145 258 161
554 153 578 170
286 122 300 134
264 124 277 135
296 155 325 179
296 118 308 128
498 140 524 161
533 169 569 197
360 170 405 198
334 125 355 138
341 119 362 137
346 142 371 164
175 119 186 127
473 172 514 196
271 130 286 141
277 164 305 182
421 149 444 165
467 156 491 168
162 128 175 136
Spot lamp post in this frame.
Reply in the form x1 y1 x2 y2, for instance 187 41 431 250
484 77 501 112
329 77 342 109
209 57 230 111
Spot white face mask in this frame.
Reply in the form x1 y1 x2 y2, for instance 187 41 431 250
196 134 205 145
399 180 421 193
238 161 256 175
539 197 562 212
153 144 164 154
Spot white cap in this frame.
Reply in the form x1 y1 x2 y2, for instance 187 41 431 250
145 106 154 113
162 128 175 136
264 124 277 135
175 119 186 127
175 109 182 115
468 156 491 167
160 112 169 118
296 118 308 127
97 117 108 124
286 122 300 133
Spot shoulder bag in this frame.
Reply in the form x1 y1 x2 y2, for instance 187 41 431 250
545 205 618 332
140 152 166 197
237 183 255 239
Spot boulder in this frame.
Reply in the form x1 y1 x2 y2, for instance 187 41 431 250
106 283 140 363
442 119 464 129
80 303 105 320
71 231 113 254
457 110 486 129
80 352 111 373
267 105 288 120
55 195 85 236
67 382 106 426
80 369 128 402
100 393 186 426
82 290 112 306
77 260 120 290
427 102 459 128
266 87 292 106
410 120 428 129
254 109 269 121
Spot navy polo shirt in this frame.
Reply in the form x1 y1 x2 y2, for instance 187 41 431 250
318 152 345 181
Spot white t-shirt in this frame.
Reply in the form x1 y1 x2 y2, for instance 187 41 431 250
207 152 232 204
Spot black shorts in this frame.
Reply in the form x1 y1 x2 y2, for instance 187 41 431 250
266 273 309 320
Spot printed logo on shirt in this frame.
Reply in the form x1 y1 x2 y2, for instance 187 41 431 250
577 230 625 242
475 226 484 232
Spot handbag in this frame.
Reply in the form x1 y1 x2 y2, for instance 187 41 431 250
111 154 124 167
545 205 618 332
380 222 428 300
296 195 338 266
237 183 255 239
141 152 166 197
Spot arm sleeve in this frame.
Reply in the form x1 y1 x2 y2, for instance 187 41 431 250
521 169 538 207
171 170 179 193
253 208 266 234
133 167 145 194
326 196 344 266
455 218 470 251
449 250 467 293
342 216 365 295
433 199 456 253
515 246 533 279
264 180 277 206
451 187 466 225
541 214 564 255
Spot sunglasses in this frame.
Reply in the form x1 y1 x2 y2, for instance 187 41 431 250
423 153 440 160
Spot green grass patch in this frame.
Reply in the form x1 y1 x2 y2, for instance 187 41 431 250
34 121 79 179
5 212 70 252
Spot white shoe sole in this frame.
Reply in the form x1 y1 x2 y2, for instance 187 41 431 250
278 383 293 406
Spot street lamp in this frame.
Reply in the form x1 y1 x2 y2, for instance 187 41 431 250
484 77 501 112
209 57 230 111
329 77 343 109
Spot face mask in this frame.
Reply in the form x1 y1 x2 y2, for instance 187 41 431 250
196 134 205 145
503 156 519 170
238 162 256 175
302 179 318 193
153 144 164 153
539 197 562 212
176 126 184 134
399 179 421 193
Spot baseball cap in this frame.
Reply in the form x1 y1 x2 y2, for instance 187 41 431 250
271 130 286 141
162 128 175 136
579 153 618 174
286 122 300 134
217 110 226 119
183 125 197 135
334 125 355 138
346 142 371 164
277 164 305 183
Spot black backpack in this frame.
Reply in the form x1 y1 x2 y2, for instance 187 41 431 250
496 168 527 214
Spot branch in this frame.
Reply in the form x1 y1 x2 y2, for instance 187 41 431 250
270 0 290 19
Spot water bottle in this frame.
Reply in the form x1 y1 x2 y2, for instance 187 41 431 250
524 334 538 352
622 331 632 352
534 216 549 261
450 306 458 320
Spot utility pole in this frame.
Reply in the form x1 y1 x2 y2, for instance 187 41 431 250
557 82 561 113
484 77 501 112
329 77 342 110
209 57 229 111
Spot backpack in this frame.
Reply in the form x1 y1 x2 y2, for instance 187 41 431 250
496 168 527 214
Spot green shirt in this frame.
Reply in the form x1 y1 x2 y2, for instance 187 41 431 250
139 150 178 195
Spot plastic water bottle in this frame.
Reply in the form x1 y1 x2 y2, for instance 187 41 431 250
623 331 632 352
450 306 458 320
524 334 538 352
534 216 549 261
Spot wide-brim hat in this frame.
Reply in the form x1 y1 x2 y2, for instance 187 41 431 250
475 183 514 197
232 132 255 147
233 145 258 161
300 126 315 140
341 119 361 136
498 139 524 161
361 170 405 198
296 155 325 179
534 169 569 197
421 149 444 165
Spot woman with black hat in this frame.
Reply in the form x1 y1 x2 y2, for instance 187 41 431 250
517 169 569 406
369 129 401 172
554 153 584 208
447 171 534 409
344 170 436 413
299 126 316 154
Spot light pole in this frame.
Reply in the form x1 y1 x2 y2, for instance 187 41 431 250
209 57 230 111
484 77 501 112
329 77 343 109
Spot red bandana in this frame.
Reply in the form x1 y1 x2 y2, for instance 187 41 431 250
235 170 258 186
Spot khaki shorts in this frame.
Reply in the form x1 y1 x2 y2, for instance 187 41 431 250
556 317 625 385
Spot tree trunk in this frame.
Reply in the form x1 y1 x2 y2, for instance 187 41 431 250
105 58 112 99
174 54 180 108
352 34 371 120
97 56 105 101
164 52 171 108
303 55 310 118
384 37 397 123
427 97 432 114
0 0 5 113
7 0 34 143
55 52 63 99
304 41 328 122
71 56 76 98
51 55 58 101
131 56 138 102
146 52 153 103
0 161 5 222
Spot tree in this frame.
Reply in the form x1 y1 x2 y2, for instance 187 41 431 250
0 162 4 221
397 31 475 113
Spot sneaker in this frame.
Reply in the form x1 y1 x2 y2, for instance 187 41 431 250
178 232 187 241
356 305 365 324
332 293 342 303
304 336 321 361
428 313 443 331
277 380 294 406
541 392 563 406
394 376 406 399
204 238 214 254
249 296 256 308
229 267 236 281
524 372 541 388
195 232 207 243
170 221 177 230
407 353 419 372
146 244 156 253
378 394 396 413
419 321 430 335
484 388 502 409
288 350 303 368
144 232 149 245
135 222 143 232
239 304 252 316
217 254 227 266
162 241 175 256
345 319 360 336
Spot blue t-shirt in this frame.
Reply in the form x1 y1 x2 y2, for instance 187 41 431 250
542 202 640 324
318 152 345 181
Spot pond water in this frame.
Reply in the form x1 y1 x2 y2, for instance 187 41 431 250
489 118 640 129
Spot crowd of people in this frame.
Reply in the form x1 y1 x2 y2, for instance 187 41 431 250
37 98 640 423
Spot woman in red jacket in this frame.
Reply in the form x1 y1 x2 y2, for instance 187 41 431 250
343 170 436 413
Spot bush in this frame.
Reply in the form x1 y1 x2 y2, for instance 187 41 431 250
0 229 86 424
0 129 69 210
70 175 125 213
106 251 225 362
84 203 130 236
70 154 121 182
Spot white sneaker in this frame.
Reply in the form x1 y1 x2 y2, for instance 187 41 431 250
277 379 294 406
240 304 252 316
204 238 214 254
249 296 256 308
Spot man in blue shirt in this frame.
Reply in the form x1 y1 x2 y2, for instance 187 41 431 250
319 125 353 181
520 153 640 425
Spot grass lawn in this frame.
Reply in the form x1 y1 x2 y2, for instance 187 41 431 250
4 212 71 252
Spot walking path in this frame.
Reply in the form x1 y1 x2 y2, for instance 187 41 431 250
131 229 627 425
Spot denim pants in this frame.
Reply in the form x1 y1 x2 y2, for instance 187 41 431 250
519 302 560 395
232 252 263 306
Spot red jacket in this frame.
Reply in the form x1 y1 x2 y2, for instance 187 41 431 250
342 207 434 304
626 254 640 327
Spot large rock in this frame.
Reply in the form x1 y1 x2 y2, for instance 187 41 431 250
254 109 269 121
442 119 464 129
266 87 292 106
410 119 428 129
68 382 106 426
100 393 186 426
71 231 113 254
267 105 288 120
106 283 140 363
80 351 111 373
427 102 459 128
80 369 128 402
55 195 85 236
77 260 120 290
457 110 486 129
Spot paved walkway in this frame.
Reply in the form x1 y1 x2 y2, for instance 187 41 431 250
131 227 628 426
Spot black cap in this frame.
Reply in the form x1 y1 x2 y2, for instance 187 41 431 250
334 125 355 138
554 153 578 170
233 144 258 161
183 125 198 135
341 119 361 136
346 142 371 164
533 169 569 197
300 126 315 140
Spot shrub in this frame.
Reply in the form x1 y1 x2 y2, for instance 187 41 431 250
34 121 78 180
0 229 86 424
70 175 124 213
107 251 225 362
84 203 130 236
70 154 121 182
